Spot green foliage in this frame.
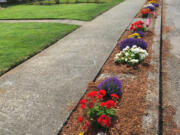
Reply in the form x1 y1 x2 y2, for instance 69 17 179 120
0 0 123 21
0 23 79 75
87 105 115 121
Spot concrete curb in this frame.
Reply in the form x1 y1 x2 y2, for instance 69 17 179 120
142 4 162 135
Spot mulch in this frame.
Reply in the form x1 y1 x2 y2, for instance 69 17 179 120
60 3 160 135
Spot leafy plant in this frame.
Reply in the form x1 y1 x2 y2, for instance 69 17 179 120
77 90 119 131
114 45 148 66
97 77 122 97
141 8 150 18
119 38 148 50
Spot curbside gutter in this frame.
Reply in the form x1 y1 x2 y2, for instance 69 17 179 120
142 2 162 135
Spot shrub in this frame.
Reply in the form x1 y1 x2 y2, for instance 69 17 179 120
119 38 148 50
97 77 122 96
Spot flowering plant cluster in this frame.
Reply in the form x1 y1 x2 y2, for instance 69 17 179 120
148 0 157 4
128 33 141 39
77 78 121 132
114 45 148 66
144 3 156 11
141 8 150 18
130 20 147 33
119 38 148 50
147 0 159 7
97 77 122 97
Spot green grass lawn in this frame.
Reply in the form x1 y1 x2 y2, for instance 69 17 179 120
0 23 79 75
0 0 123 20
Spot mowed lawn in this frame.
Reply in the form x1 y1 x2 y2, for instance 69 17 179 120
0 23 79 75
0 0 123 20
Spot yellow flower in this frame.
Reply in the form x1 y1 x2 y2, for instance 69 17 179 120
79 132 84 135
148 0 157 4
128 33 141 39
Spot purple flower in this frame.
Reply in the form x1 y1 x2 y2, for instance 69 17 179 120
97 77 122 96
119 38 148 50
146 6 155 11
152 3 159 7
134 31 145 37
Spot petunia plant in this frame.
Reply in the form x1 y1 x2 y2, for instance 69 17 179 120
114 45 148 66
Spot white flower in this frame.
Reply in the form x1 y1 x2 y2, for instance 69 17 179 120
132 45 137 48
131 48 139 53
123 46 130 51
140 54 146 60
144 3 155 8
131 54 135 57
130 59 139 63
125 52 129 56
125 58 128 62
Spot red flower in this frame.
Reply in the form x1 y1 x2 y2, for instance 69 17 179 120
86 91 97 98
78 116 83 123
111 94 119 100
130 26 134 30
101 100 115 109
88 102 94 108
80 99 87 104
85 120 90 127
81 104 85 109
105 100 115 109
97 114 111 128
99 90 106 96
141 8 150 15
97 94 103 100
101 102 106 108
137 25 142 29
140 21 144 24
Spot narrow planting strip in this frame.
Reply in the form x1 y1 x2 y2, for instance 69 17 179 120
60 0 162 134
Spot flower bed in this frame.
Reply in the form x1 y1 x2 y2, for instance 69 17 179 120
60 0 160 134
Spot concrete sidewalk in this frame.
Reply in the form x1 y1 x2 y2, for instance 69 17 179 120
0 19 87 25
163 0 180 132
0 0 145 134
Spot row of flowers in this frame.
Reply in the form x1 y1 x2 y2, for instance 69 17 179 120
77 0 160 134
114 0 159 66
